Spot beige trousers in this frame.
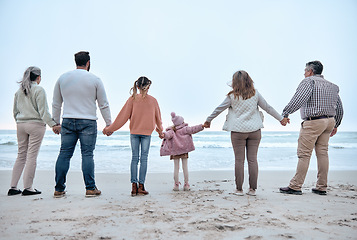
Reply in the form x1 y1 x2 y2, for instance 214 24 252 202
173 158 189 183
289 118 335 191
231 130 261 191
10 122 46 190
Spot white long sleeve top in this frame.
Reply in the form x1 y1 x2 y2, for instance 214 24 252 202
206 90 283 133
52 69 111 125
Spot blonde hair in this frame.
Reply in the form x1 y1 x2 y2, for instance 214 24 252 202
130 76 152 98
227 70 255 100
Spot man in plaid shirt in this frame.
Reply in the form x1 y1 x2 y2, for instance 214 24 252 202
279 61 343 196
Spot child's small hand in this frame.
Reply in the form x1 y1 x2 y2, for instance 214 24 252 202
159 132 165 139
203 121 211 128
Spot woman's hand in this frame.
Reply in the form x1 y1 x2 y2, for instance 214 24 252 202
52 125 61 135
280 118 290 126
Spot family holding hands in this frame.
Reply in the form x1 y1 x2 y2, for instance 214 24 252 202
8 51 343 199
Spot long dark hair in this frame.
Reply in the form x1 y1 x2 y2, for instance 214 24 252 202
130 76 152 98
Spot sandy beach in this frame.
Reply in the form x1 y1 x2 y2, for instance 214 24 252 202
0 169 356 240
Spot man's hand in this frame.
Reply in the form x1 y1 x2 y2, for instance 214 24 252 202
203 121 211 128
330 127 337 137
103 127 113 136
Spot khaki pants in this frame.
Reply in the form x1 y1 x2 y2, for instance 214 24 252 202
10 122 46 190
231 130 261 191
289 118 335 191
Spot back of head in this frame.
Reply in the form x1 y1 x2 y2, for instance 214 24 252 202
130 76 152 98
19 66 41 96
74 51 90 67
171 112 184 126
228 70 255 100
306 61 323 75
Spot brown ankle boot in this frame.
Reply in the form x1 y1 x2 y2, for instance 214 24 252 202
131 183 138 196
138 183 149 195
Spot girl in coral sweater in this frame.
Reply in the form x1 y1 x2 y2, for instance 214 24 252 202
160 112 205 191
103 76 163 196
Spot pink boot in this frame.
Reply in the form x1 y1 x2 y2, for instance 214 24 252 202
173 182 180 191
183 182 190 191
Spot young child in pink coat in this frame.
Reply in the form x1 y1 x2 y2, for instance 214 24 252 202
159 112 205 191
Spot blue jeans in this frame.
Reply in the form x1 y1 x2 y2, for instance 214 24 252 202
130 134 151 184
55 119 97 191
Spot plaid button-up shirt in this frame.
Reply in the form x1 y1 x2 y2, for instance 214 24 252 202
282 74 343 128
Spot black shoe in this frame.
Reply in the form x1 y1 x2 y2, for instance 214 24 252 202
312 188 327 195
22 189 41 196
279 187 302 195
8 188 22 196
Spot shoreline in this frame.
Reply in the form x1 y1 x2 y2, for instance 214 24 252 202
1 170 356 239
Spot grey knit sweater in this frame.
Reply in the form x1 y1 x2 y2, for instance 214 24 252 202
13 82 57 127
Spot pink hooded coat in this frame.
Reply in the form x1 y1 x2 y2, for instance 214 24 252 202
160 123 204 156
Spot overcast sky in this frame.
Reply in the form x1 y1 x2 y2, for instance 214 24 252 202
0 0 356 132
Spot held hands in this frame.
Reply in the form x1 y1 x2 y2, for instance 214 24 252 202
52 125 61 135
203 121 211 128
280 117 290 126
155 127 164 139
102 126 113 136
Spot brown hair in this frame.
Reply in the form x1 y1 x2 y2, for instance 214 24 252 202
227 70 255 100
130 76 152 98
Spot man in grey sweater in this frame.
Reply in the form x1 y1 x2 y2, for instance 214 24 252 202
52 51 111 198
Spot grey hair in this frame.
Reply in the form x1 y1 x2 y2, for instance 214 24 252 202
306 61 323 75
19 66 41 96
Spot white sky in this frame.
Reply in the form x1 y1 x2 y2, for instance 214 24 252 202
0 0 356 132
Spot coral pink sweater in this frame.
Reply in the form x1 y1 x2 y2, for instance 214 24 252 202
106 94 163 135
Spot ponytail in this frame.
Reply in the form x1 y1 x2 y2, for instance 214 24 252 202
19 66 41 96
130 76 152 99
130 80 138 98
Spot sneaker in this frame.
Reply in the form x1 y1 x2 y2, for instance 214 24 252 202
54 191 66 198
312 188 327 195
8 188 22 196
183 182 190 191
279 187 302 195
233 190 244 196
173 182 180 191
138 183 149 195
22 189 41 196
246 189 256 196
85 187 101 197
131 183 138 196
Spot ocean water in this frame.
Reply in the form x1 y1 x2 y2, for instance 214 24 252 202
0 130 356 173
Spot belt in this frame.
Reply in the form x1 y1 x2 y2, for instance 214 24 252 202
303 115 333 121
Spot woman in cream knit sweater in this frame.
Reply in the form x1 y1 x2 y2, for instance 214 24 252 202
204 70 288 196
9 66 60 196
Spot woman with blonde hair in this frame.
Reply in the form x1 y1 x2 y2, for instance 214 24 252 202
204 70 288 196
9 66 60 196
103 76 163 196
